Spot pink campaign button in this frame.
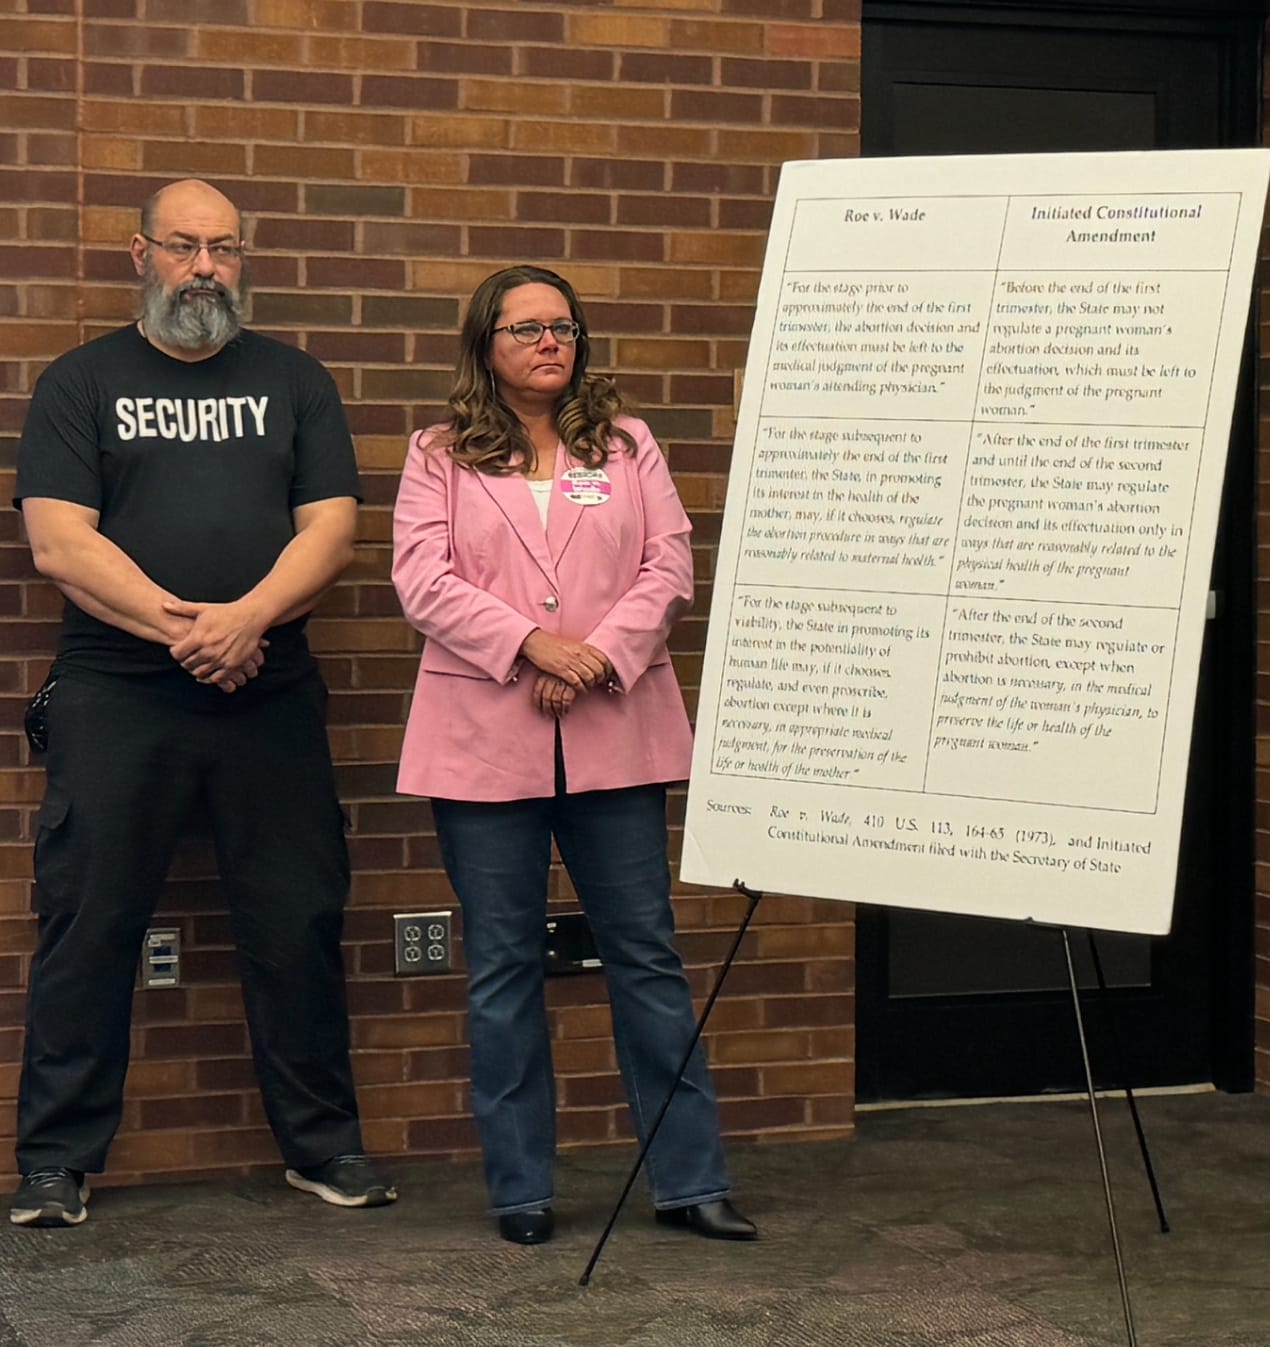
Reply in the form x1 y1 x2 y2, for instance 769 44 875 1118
559 468 612 505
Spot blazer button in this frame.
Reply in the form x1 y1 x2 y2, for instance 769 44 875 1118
543 595 559 612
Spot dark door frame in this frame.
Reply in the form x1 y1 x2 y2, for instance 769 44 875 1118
857 0 1262 1096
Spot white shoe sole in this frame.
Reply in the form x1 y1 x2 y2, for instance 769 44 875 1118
284 1169 396 1208
10 1184 90 1227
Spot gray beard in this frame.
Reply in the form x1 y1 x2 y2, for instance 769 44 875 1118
140 269 246 351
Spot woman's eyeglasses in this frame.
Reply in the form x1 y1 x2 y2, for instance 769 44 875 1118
492 320 581 346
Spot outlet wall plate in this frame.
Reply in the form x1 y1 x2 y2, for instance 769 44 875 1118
394 911 453 975
141 926 181 988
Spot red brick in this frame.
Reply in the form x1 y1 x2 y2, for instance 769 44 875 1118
306 332 406 364
0 18 76 53
586 301 667 334
572 158 665 192
360 74 457 110
252 217 354 252
187 106 298 144
0 95 76 131
671 89 763 123
142 142 249 177
83 23 190 57
818 61 861 94
363 2 462 36
251 146 356 180
306 257 408 289
139 1093 246 1129
467 224 565 259
724 0 812 13
25 58 76 92
571 230 664 263
772 93 861 129
156 0 248 16
253 0 357 28
722 56 812 90
767 23 860 59
718 1096 807 1131
467 8 564 42
306 184 406 217
719 198 773 230
417 41 513 76
670 303 755 336
196 29 303 65
617 194 711 228
25 209 76 243
521 45 614 81
255 69 355 104
362 221 462 255
141 66 245 99
25 134 78 168
470 154 566 188
620 52 713 85
305 111 408 148
519 191 610 226
143 1023 248 1057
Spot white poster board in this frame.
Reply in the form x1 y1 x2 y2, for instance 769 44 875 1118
681 150 1269 936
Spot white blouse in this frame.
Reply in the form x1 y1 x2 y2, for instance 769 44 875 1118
527 477 553 530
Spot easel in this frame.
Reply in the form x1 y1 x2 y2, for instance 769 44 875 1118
580 880 764 1286
579 888 1171 1347
1054 923 1172 1347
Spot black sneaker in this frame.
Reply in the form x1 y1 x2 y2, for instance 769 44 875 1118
9 1168 89 1227
284 1154 398 1208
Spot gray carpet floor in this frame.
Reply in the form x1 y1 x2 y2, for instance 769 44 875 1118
0 1090 1266 1346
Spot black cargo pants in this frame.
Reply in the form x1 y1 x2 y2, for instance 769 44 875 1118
16 667 365 1175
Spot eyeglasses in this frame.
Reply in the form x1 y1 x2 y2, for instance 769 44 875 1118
492 319 581 346
141 235 244 263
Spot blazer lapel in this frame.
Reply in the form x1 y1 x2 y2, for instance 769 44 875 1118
477 470 556 583
546 441 586 564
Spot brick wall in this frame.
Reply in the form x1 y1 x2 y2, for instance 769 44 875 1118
0 0 861 1184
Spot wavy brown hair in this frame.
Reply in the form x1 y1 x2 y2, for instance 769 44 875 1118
441 265 636 474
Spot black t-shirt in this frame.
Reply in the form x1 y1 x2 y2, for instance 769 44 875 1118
15 325 361 693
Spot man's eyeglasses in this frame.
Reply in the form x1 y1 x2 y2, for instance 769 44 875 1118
142 235 244 263
492 320 581 346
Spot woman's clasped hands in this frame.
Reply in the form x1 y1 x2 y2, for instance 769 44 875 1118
519 628 612 718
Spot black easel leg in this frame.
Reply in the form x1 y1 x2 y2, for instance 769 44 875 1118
1063 927 1138 1347
579 881 764 1287
1086 931 1170 1234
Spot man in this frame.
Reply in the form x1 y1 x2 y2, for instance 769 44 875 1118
10 178 396 1226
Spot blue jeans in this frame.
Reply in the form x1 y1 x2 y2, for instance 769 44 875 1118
432 781 730 1215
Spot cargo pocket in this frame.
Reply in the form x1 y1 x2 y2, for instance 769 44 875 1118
32 790 75 915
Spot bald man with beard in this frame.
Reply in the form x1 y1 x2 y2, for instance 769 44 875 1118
10 179 396 1226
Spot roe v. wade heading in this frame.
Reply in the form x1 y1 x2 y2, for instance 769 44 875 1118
682 150 1270 936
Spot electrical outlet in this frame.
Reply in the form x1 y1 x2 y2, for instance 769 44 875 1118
141 926 181 988
394 911 452 975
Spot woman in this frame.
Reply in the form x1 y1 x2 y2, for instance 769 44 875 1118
392 266 756 1247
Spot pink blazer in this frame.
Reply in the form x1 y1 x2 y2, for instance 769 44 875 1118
392 415 695 802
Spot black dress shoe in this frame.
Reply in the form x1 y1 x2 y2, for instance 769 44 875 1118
498 1208 554 1245
655 1198 757 1241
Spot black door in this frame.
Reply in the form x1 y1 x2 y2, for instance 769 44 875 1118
856 0 1261 1101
